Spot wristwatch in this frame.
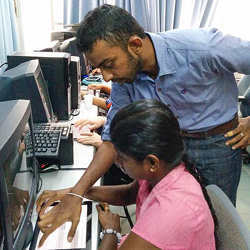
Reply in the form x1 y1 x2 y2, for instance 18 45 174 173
100 228 122 243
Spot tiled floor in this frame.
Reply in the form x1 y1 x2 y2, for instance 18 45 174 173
237 162 250 230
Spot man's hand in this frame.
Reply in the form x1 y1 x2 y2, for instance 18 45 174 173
225 117 250 149
77 132 103 148
74 116 106 131
96 203 121 232
36 190 82 247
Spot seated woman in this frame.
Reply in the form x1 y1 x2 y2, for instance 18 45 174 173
84 99 217 250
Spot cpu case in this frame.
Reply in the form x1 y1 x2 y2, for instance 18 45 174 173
7 52 71 120
69 56 81 109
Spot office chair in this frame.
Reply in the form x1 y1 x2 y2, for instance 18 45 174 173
206 184 250 250
238 75 250 163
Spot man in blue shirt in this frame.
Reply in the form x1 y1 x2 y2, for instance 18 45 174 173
36 4 250 247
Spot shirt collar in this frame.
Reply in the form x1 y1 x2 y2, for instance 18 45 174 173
146 32 176 77
153 163 186 192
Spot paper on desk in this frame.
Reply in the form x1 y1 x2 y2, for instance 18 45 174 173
72 125 91 139
36 206 87 249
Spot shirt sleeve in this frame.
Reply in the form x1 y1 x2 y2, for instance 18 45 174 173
207 28 250 74
101 83 132 141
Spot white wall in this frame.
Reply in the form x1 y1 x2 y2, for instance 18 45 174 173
17 0 53 51
211 0 250 40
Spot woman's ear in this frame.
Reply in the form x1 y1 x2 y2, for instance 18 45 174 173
144 154 160 173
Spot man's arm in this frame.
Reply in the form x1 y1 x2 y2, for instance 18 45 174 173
71 141 116 196
36 141 116 247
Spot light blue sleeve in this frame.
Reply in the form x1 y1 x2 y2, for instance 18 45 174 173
208 28 250 74
101 83 132 141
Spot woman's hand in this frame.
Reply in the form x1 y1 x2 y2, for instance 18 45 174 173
36 189 82 247
225 117 250 149
96 203 121 232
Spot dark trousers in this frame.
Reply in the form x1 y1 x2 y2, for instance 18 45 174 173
183 134 242 206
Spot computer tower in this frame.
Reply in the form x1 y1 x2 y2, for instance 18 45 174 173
7 52 71 120
69 56 81 109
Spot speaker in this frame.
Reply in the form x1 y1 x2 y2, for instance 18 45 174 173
69 56 81 109
7 52 71 120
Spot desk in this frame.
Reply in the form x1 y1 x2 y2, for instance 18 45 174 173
18 99 100 250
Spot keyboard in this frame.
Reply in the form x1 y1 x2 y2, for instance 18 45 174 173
26 130 61 158
34 122 70 140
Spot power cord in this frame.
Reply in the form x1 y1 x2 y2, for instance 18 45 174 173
0 62 7 68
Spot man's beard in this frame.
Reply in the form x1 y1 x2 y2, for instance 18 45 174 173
114 52 143 84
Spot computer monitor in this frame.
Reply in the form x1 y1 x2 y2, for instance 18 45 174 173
34 40 61 52
0 60 55 123
51 29 76 42
0 100 39 250
7 51 71 120
57 37 87 77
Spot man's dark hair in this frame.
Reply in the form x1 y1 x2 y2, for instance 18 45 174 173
76 4 146 53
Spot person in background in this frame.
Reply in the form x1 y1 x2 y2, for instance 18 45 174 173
36 4 250 246
81 82 112 111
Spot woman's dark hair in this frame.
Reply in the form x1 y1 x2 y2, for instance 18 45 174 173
76 4 146 53
110 99 218 247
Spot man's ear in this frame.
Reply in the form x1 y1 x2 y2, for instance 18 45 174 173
128 36 143 55
143 154 160 173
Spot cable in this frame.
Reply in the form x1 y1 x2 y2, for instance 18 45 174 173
0 62 7 69
71 109 80 116
37 175 43 193
123 206 134 229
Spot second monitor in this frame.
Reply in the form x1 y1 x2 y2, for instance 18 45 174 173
0 59 55 123
7 51 71 121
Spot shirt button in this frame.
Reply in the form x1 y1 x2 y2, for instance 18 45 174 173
158 88 162 92
181 89 187 94
176 115 180 119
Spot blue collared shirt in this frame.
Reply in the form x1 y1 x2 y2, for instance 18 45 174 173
102 28 250 141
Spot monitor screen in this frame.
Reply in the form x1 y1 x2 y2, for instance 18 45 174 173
0 100 39 250
0 59 55 123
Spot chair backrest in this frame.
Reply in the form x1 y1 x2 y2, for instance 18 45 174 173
206 184 250 250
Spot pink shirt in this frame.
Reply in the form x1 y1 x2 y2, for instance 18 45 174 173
128 164 215 250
